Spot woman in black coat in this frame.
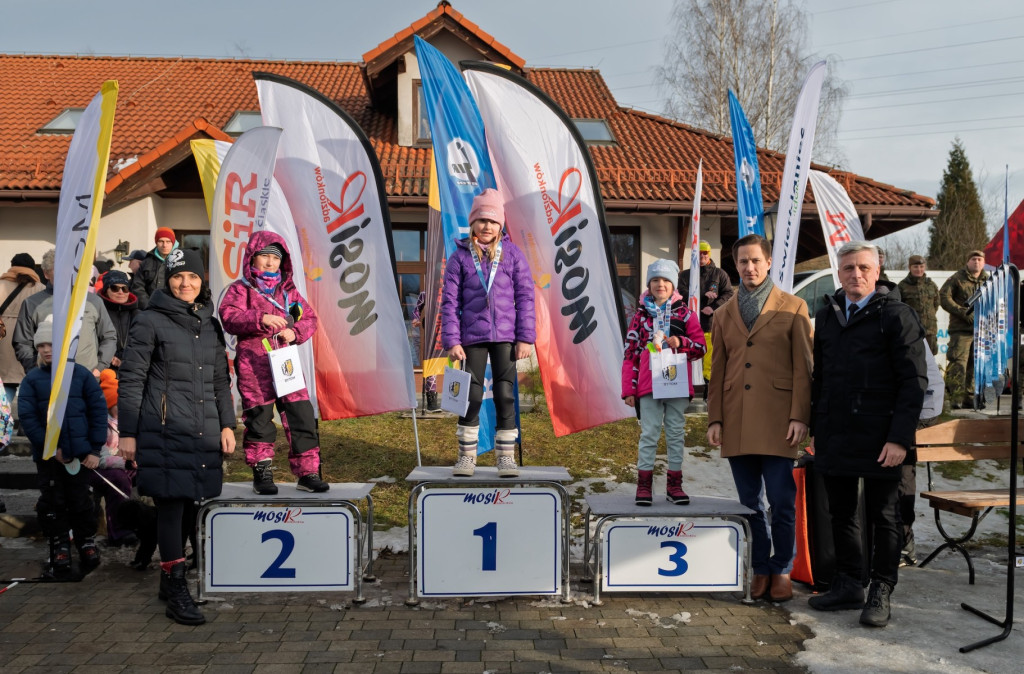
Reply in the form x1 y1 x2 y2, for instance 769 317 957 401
118 249 235 626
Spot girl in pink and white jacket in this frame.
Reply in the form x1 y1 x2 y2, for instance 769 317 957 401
621 259 706 506
219 231 326 495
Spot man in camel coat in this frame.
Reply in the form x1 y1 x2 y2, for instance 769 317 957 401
706 233 813 603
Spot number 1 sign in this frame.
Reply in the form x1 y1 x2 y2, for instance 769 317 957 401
417 487 562 596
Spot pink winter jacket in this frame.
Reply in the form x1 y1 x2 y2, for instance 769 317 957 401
621 291 706 399
219 231 318 409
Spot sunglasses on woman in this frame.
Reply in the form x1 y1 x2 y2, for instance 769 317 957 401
108 285 129 293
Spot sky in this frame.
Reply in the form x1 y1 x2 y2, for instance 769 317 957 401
2 0 1021 247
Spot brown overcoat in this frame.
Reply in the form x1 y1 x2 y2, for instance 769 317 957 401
707 285 813 459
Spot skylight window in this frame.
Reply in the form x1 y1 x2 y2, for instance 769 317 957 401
223 111 264 137
38 108 84 134
573 119 616 145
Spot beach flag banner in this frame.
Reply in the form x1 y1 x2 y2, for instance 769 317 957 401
728 90 764 237
415 37 505 451
984 199 1024 268
771 61 827 292
421 154 447 380
686 161 705 387
191 133 319 413
808 170 865 290
255 72 415 418
464 61 631 436
45 80 118 461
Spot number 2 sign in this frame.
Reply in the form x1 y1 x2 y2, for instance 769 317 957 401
417 487 562 597
204 505 355 591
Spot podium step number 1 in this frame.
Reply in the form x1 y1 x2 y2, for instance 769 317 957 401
417 487 563 597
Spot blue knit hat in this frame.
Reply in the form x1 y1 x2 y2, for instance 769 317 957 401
646 259 679 287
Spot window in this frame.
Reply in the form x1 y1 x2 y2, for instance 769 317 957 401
609 226 640 325
223 111 263 137
412 81 431 146
572 119 616 145
38 108 84 134
394 225 427 366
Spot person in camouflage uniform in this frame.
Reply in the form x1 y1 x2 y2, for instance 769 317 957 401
939 250 988 408
897 255 940 354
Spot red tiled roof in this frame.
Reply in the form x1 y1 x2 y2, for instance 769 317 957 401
0 54 935 220
362 1 525 70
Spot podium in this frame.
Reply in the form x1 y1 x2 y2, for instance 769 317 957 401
196 482 375 602
405 466 572 605
582 493 754 605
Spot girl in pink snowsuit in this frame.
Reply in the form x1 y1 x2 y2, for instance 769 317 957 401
219 231 327 494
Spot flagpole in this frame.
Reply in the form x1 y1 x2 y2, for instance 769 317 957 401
1004 165 1010 264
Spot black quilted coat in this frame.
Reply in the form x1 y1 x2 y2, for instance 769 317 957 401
118 289 236 500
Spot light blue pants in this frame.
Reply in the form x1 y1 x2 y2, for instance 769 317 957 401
637 394 687 471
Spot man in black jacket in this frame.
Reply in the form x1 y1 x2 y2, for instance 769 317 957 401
807 241 927 628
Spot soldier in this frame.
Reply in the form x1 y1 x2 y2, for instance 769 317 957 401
897 255 940 354
939 250 988 409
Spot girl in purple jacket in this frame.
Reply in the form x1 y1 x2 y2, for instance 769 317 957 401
621 259 706 506
441 189 536 478
219 231 327 494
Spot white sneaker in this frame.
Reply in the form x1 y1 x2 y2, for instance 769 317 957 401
496 454 519 478
452 453 476 477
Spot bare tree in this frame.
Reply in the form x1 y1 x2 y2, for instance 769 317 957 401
658 0 848 165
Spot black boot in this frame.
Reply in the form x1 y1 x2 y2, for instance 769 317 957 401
252 459 278 495
297 472 330 492
158 569 171 601
860 581 892 627
807 573 865 611
46 534 73 580
163 562 205 625
77 537 101 574
426 391 440 412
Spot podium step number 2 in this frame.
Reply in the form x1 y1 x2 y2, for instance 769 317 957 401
204 505 356 592
417 487 563 597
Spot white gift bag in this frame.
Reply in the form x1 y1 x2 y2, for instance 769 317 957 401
268 343 306 397
441 362 472 417
650 349 689 400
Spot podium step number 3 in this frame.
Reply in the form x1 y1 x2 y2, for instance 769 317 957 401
417 487 563 597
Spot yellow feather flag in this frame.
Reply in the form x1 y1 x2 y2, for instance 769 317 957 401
45 80 118 460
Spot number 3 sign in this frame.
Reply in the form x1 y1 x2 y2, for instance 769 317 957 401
417 487 563 597
203 505 356 591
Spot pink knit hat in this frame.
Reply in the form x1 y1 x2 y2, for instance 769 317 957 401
469 188 505 227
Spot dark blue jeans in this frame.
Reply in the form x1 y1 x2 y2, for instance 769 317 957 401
728 455 797 575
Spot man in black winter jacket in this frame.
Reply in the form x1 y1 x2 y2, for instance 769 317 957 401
807 241 927 628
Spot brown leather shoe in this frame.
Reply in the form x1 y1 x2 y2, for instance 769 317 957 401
769 573 793 602
750 574 770 599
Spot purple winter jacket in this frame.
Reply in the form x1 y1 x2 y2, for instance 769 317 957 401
218 230 318 409
441 233 536 350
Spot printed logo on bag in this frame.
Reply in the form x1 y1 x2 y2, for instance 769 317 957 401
449 380 460 397
445 138 481 192
281 359 294 377
463 489 513 505
662 364 677 381
647 522 695 538
252 508 303 524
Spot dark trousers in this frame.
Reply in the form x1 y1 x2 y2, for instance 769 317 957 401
36 459 97 540
460 342 517 430
728 455 797 575
824 475 902 588
154 497 197 563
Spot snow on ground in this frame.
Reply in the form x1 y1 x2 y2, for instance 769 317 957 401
372 413 1024 673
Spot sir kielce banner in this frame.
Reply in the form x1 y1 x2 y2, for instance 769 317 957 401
191 128 318 413
255 73 415 418
464 62 631 436
807 170 865 290
770 61 827 292
45 80 118 461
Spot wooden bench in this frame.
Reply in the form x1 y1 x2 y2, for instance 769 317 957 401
914 418 1024 584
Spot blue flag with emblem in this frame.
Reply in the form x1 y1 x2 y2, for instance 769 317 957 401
415 35 517 454
729 90 764 237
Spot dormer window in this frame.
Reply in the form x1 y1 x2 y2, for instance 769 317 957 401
38 108 84 134
573 119 616 146
223 111 263 137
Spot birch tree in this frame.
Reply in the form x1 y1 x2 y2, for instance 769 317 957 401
658 0 847 164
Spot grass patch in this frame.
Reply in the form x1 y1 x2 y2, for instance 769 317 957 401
934 461 976 481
